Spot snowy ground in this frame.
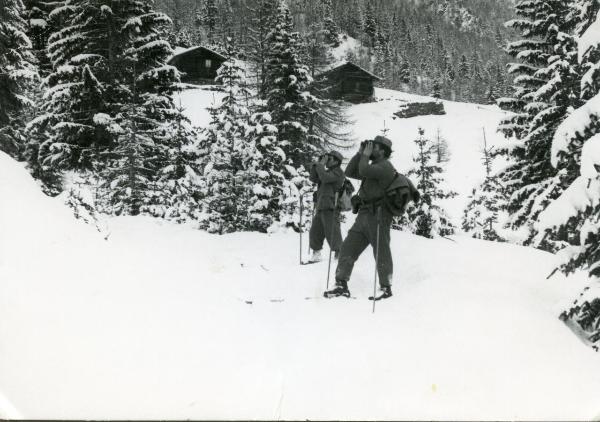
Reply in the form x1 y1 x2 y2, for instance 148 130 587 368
2 147 600 420
2 86 600 419
352 88 511 222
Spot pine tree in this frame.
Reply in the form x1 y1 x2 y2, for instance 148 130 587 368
432 78 442 99
22 0 62 76
433 128 450 163
262 1 317 230
321 0 339 47
246 0 277 100
199 37 254 233
462 130 507 241
0 0 36 158
28 0 188 211
458 54 469 79
363 0 377 47
202 0 218 44
496 0 580 248
99 64 152 217
243 111 284 232
265 1 318 167
401 128 457 238
398 59 410 85
536 0 600 348
155 99 202 222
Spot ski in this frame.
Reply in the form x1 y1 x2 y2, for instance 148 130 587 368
300 261 321 265
243 298 285 305
368 294 392 301
305 295 356 300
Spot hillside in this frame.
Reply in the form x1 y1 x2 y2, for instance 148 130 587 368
176 86 509 224
2 86 600 419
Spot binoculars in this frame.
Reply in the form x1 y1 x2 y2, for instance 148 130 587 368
360 140 373 147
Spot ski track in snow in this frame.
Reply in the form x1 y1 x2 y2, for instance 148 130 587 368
2 87 600 419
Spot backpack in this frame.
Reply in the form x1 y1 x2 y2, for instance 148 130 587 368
383 172 420 216
336 178 355 212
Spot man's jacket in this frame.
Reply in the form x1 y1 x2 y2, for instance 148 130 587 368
345 153 396 203
310 163 345 210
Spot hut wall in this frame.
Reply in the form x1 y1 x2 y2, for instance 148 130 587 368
171 49 225 84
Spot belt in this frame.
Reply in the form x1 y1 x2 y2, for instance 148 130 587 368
358 197 384 210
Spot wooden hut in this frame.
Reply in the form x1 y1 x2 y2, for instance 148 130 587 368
167 46 227 84
318 61 381 103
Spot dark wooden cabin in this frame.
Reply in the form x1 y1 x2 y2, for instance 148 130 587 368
318 62 381 103
167 46 227 84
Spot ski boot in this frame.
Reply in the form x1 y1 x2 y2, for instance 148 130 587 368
324 280 351 298
309 249 323 263
369 285 392 301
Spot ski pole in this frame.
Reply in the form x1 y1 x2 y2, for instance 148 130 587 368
372 206 382 314
299 194 304 265
308 201 315 256
326 192 339 290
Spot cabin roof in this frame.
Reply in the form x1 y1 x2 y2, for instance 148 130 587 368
320 61 382 80
168 45 227 63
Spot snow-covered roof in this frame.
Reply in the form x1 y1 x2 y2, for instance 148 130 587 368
168 45 227 63
319 61 382 80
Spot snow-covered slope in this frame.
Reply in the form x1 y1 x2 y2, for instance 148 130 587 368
351 88 510 221
2 147 600 419
176 86 509 224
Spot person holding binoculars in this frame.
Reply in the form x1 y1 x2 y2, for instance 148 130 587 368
307 150 345 263
324 135 397 300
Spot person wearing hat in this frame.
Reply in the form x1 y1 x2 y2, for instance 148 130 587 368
307 150 345 263
324 135 396 299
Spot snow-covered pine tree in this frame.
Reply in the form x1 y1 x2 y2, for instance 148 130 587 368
265 1 318 168
99 62 152 216
433 128 450 163
29 0 196 217
199 0 218 45
263 1 317 230
22 0 62 76
431 77 441 99
398 58 410 85
244 111 288 232
401 128 457 238
462 130 507 241
373 36 388 86
198 37 255 234
246 0 278 101
28 0 181 175
458 54 469 79
0 0 36 159
363 0 377 47
535 0 600 349
321 0 339 47
496 0 581 249
154 98 202 223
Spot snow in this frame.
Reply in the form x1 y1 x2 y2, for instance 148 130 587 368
579 13 600 61
3 86 600 419
536 175 600 232
537 137 600 231
174 87 225 128
581 133 600 177
330 35 363 64
29 18 47 28
551 92 600 165
350 88 510 222
93 113 112 125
